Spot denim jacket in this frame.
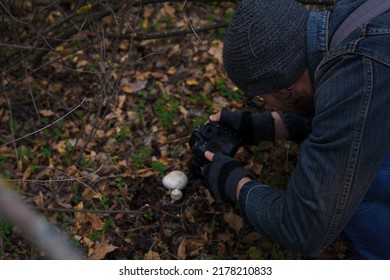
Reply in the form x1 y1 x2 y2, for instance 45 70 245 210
238 0 390 257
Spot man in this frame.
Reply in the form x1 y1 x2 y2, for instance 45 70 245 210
202 0 390 259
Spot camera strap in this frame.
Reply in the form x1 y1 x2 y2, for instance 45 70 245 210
330 0 390 49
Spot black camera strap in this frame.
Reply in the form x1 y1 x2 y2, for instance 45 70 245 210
330 0 390 49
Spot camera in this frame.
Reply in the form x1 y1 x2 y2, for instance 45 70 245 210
188 122 243 176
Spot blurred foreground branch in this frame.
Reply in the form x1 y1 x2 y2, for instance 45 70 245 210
0 179 84 260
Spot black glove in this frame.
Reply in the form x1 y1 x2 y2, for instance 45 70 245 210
220 110 275 145
202 152 256 204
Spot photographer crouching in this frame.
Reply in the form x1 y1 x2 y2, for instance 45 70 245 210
189 0 390 259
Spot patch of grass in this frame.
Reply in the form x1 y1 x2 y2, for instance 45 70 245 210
151 160 167 176
154 92 180 128
115 126 132 142
248 246 264 260
215 78 242 102
53 119 65 139
0 219 13 247
209 218 220 233
131 145 151 168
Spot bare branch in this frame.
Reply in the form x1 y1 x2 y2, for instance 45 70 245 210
0 179 84 259
0 97 87 148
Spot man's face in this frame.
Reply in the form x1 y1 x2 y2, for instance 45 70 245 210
261 69 315 118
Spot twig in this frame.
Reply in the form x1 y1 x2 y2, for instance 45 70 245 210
35 203 184 220
109 23 230 41
34 206 143 215
4 164 104 183
0 97 86 148
3 91 19 162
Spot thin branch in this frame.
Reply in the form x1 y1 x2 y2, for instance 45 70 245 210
0 97 87 148
35 203 184 220
111 23 230 41
5 164 104 183
0 43 50 51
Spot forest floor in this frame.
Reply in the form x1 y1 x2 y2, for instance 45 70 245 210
0 1 349 260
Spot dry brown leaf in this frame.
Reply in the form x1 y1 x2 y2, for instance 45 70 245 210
188 239 205 251
83 237 94 248
35 191 44 207
208 40 223 64
157 135 168 144
163 3 176 18
118 95 126 109
177 239 187 260
95 129 106 139
86 213 104 230
76 60 89 68
39 109 55 117
224 210 244 236
82 188 102 200
89 241 118 260
179 105 189 118
0 96 6 105
145 250 161 260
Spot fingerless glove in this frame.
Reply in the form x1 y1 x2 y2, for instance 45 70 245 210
220 110 275 145
202 152 256 204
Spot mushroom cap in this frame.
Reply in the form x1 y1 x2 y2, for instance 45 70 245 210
162 170 188 190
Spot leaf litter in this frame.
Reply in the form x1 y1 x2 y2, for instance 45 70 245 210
0 2 349 260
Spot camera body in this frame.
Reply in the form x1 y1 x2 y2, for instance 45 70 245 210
188 122 243 176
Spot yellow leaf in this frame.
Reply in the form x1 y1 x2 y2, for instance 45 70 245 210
186 78 199 86
76 4 93 15
142 18 149 29
167 67 176 75
57 146 66 155
55 45 65 52
121 86 133 94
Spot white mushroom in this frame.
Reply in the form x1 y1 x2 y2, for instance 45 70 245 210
162 170 188 190
170 189 183 202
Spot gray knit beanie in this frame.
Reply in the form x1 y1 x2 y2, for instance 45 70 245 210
223 0 309 96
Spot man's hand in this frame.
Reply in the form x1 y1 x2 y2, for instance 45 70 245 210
202 151 255 203
209 110 276 145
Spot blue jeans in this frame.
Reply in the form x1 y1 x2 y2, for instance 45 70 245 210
342 148 390 259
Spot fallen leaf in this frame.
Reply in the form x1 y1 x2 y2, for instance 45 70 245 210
224 210 244 236
89 241 118 260
121 86 133 94
177 239 187 260
145 250 161 260
39 109 55 117
179 105 189 118
208 41 223 64
188 239 205 251
185 78 199 86
35 191 44 207
76 4 93 15
76 60 89 68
